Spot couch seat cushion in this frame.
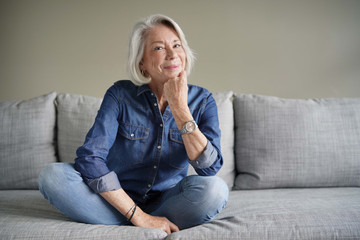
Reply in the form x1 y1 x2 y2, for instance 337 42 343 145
0 190 167 240
167 188 360 240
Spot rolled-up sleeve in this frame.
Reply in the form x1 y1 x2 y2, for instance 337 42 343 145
74 85 121 193
83 171 121 193
191 92 223 176
188 140 217 169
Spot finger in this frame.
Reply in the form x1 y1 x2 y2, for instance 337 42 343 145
164 227 171 235
177 70 183 78
168 220 179 232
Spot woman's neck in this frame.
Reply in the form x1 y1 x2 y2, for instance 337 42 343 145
149 82 168 113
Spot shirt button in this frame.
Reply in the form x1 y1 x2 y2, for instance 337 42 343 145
153 165 157 169
157 145 161 149
148 184 152 188
160 124 163 127
151 93 154 96
154 103 157 107
130 133 134 137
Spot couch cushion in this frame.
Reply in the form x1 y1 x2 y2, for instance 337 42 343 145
0 190 167 240
187 91 235 188
56 93 102 163
233 94 360 189
0 92 57 190
167 188 360 239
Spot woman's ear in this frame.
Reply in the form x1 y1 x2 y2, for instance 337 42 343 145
139 61 144 70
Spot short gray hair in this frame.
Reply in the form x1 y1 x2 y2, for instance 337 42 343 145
127 14 195 86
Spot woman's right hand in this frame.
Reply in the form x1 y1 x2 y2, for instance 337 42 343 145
131 208 179 235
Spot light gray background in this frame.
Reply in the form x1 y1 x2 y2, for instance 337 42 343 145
1 0 359 100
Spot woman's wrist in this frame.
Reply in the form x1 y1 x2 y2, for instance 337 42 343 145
170 105 193 130
130 206 147 226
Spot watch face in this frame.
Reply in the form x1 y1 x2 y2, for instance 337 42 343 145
185 121 196 131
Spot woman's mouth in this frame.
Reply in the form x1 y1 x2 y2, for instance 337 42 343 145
164 64 180 70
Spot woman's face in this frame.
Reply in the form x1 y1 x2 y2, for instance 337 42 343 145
141 24 186 84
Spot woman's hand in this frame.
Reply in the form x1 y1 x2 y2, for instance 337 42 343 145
131 208 179 235
164 70 188 111
164 70 193 130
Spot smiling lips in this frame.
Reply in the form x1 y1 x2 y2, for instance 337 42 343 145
164 64 180 70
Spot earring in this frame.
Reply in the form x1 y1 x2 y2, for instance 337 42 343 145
141 70 145 76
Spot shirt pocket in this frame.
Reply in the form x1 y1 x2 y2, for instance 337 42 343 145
118 122 150 165
169 129 188 169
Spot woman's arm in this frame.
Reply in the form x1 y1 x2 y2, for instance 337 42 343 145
76 85 179 234
164 71 220 164
100 189 179 235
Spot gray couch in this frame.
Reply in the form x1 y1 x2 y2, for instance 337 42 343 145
1 90 360 240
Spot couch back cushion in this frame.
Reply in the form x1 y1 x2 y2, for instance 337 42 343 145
188 91 235 188
0 92 57 189
56 93 102 163
57 91 236 188
233 94 360 189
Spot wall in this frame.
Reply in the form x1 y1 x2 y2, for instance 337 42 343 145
1 0 359 101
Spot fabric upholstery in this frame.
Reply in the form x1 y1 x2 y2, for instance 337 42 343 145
187 91 235 188
233 94 360 189
56 93 102 163
0 190 167 240
167 188 360 240
1 188 360 240
0 92 57 190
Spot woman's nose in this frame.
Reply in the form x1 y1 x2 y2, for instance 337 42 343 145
166 48 176 59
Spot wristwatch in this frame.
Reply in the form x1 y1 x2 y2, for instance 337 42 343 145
179 120 198 135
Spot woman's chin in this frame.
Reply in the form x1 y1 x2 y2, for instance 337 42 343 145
167 70 182 78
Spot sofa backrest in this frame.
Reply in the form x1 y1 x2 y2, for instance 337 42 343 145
0 92 57 190
2 91 359 191
56 93 102 165
56 91 236 189
233 94 360 189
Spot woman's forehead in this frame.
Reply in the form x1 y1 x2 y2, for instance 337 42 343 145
145 24 180 43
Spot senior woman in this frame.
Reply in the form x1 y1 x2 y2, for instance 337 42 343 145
38 14 228 235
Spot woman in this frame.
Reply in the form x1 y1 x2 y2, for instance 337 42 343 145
39 14 228 235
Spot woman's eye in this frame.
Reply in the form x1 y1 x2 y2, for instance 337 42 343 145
174 44 181 48
154 46 163 51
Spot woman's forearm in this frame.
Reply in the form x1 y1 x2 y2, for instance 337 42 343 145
100 188 179 234
100 188 138 220
170 105 208 161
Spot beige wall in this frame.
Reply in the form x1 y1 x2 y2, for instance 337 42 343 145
1 0 360 101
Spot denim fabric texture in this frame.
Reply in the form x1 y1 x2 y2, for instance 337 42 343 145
38 163 229 229
74 80 223 203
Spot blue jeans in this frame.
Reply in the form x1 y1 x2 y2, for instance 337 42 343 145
38 163 229 230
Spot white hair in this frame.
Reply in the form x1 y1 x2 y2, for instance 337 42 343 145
127 14 196 86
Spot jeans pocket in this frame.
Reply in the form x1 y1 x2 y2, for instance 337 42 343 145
117 122 149 165
169 129 188 170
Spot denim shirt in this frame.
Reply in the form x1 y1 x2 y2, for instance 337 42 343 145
74 80 223 203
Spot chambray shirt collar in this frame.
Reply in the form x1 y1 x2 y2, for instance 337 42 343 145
137 84 152 96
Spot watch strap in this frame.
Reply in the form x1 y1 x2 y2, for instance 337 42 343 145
179 120 197 135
